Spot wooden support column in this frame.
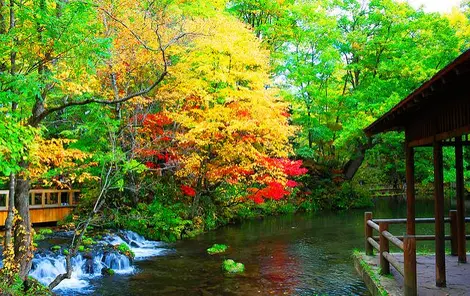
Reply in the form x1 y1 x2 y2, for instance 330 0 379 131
455 136 467 263
379 222 390 275
404 235 417 296
365 212 373 255
433 140 446 287
406 144 416 235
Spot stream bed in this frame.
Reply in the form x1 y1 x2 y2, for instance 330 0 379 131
30 197 460 295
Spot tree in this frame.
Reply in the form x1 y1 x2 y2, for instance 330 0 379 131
0 0 189 283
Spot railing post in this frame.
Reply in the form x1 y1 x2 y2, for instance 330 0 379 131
365 212 373 255
379 222 390 275
404 235 417 296
450 210 458 256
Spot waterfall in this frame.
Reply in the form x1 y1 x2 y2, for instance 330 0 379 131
28 230 167 292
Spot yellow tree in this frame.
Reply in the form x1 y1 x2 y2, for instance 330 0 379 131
152 13 304 214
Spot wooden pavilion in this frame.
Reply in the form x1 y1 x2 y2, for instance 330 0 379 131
364 49 470 295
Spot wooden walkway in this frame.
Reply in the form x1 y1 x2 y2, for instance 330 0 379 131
356 253 470 296
0 189 79 226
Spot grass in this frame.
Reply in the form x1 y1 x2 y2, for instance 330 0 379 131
353 250 389 296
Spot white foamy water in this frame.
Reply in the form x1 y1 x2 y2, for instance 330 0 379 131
29 231 167 291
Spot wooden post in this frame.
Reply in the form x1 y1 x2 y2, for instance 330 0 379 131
58 191 61 206
68 191 73 205
450 210 458 256
41 192 45 208
455 136 467 263
404 235 417 296
379 222 390 275
406 144 416 235
365 212 373 255
433 140 446 287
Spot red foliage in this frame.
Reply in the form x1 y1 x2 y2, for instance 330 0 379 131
180 185 196 197
286 180 298 187
145 161 157 169
263 158 308 177
248 181 290 204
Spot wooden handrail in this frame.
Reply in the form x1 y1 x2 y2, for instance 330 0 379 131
0 189 80 210
364 210 470 296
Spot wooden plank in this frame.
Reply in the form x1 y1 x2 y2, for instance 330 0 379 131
367 237 380 251
408 125 470 147
382 230 404 250
434 140 446 287
404 235 417 296
455 136 467 263
406 144 416 235
379 222 390 275
372 218 448 224
367 220 380 231
383 251 404 276
450 210 458 256
365 212 373 255
373 235 455 241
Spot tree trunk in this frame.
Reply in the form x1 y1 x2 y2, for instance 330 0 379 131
3 173 15 250
13 171 33 280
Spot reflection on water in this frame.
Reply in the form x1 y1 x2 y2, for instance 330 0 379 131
61 197 467 296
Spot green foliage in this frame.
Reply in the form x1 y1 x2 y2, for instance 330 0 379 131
222 259 245 273
116 243 135 259
113 201 192 242
82 237 96 246
207 244 228 255
0 272 52 296
38 228 53 235
51 245 61 252
77 245 85 252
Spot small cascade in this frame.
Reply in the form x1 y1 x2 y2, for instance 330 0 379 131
28 230 167 292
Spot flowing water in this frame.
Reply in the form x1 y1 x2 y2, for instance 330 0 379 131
29 197 464 295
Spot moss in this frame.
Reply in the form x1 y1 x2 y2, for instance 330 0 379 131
222 259 245 273
38 228 53 235
51 245 61 252
115 243 135 259
352 251 389 296
78 245 85 252
207 244 228 255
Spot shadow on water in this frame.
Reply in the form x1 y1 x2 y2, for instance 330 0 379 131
63 197 468 296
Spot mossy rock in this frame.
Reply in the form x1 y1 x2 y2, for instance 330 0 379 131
78 245 85 252
63 249 69 255
33 234 45 241
82 237 96 246
101 267 115 276
38 228 53 235
222 259 244 273
207 244 228 255
51 245 61 252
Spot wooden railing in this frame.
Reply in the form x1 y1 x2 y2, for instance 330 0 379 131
0 189 80 210
364 211 470 296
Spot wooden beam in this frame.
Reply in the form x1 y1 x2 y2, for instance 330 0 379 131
406 145 415 235
433 140 446 287
455 136 467 263
408 125 470 147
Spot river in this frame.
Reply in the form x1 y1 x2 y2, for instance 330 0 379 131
34 197 460 295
